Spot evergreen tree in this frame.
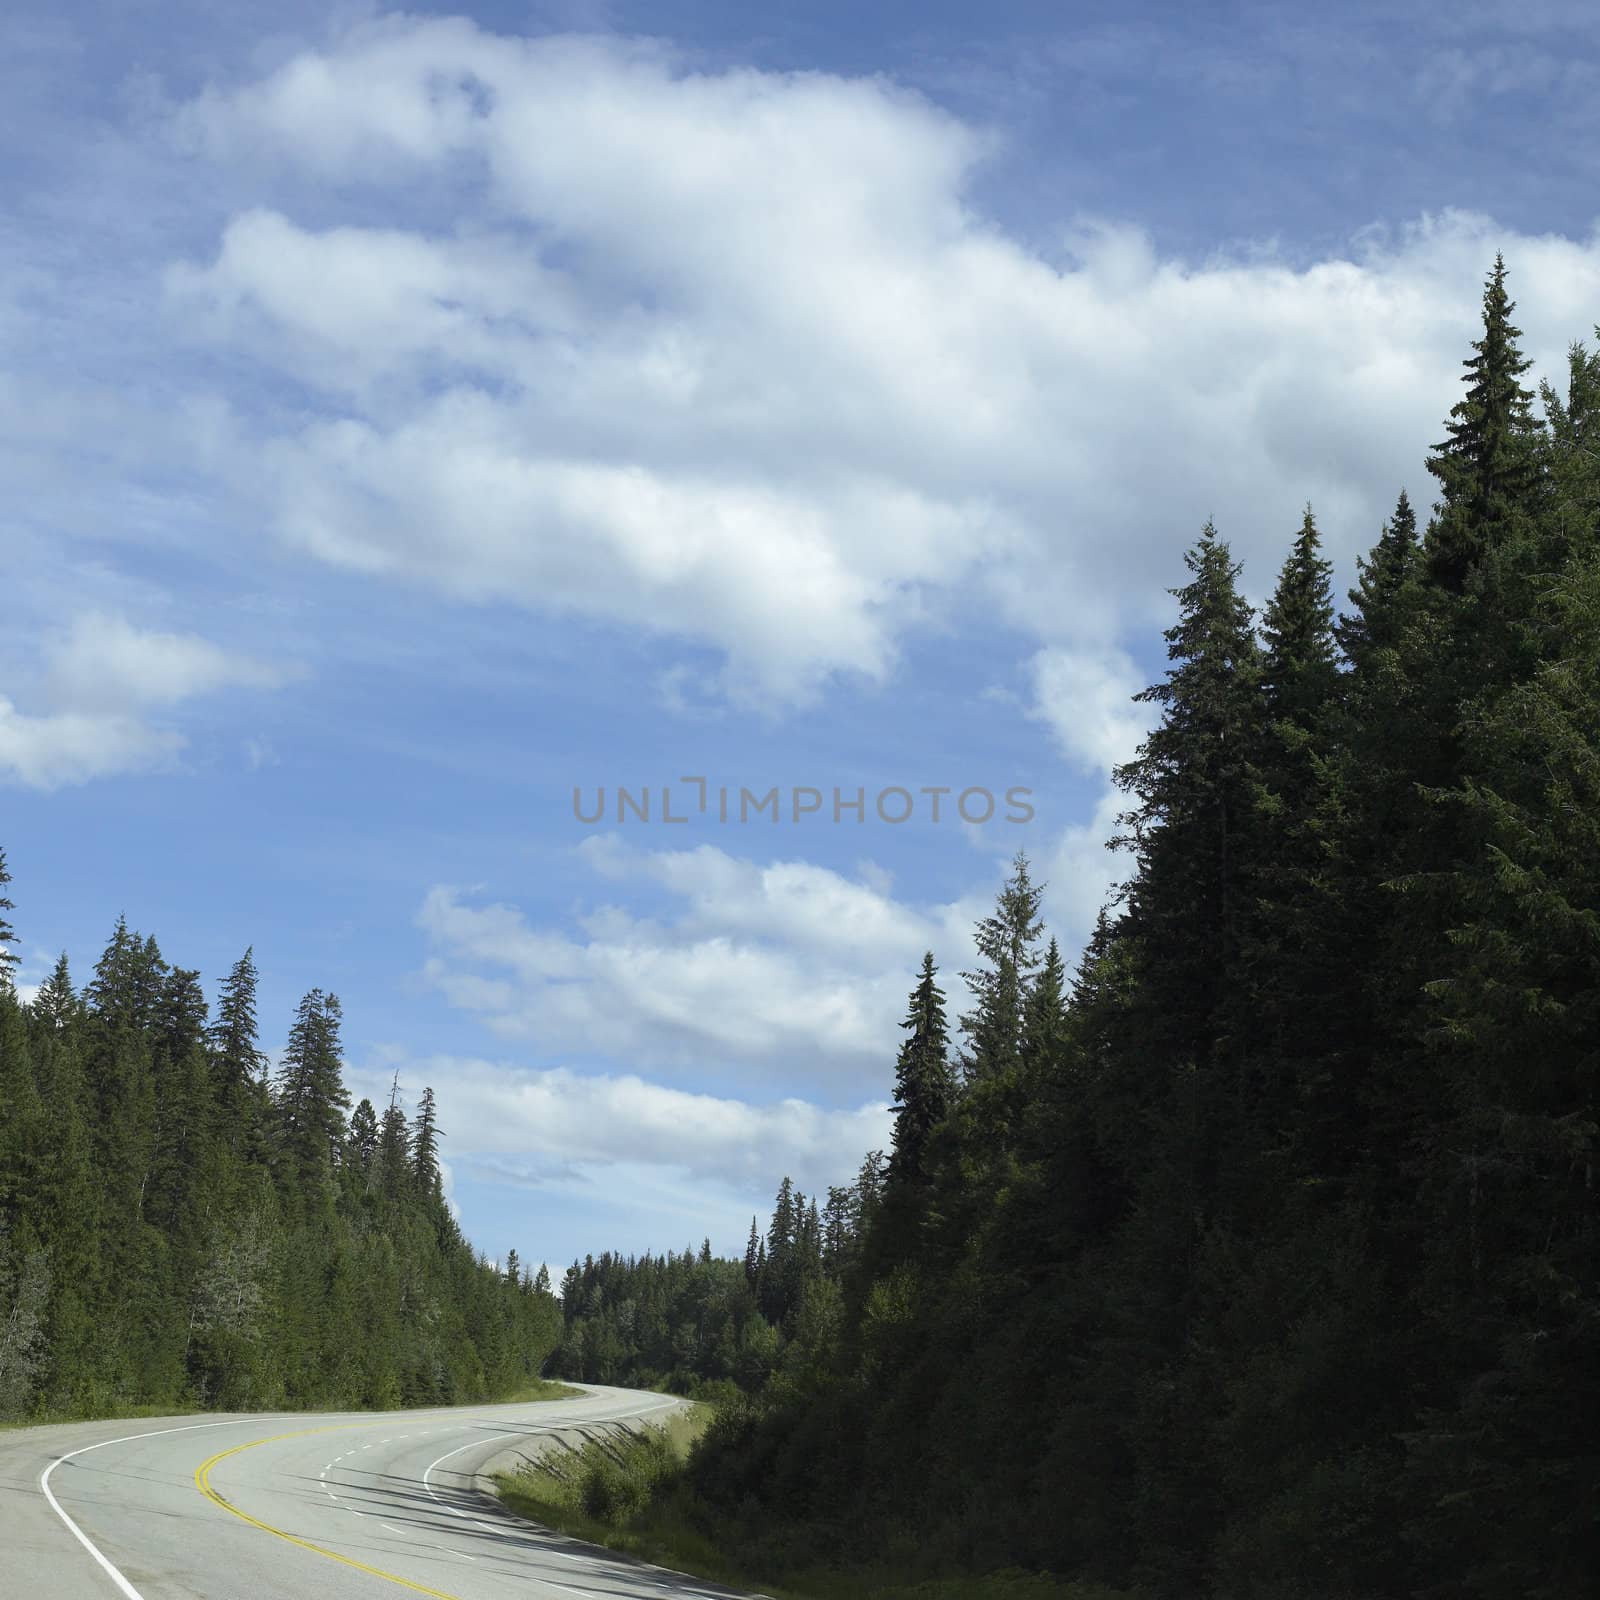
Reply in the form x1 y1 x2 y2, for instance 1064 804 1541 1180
1539 335 1600 567
887 952 952 1189
208 949 266 1104
1020 936 1069 1078
1425 254 1541 594
412 1085 442 1196
1338 489 1420 667
1260 505 1337 723
744 1217 761 1288
378 1075 410 1199
959 853 1043 1083
1114 520 1263 1066
32 953 75 1030
272 989 351 1185
347 1098 379 1177
0 847 18 990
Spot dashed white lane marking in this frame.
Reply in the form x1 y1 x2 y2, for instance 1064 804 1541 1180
376 1521 477 1562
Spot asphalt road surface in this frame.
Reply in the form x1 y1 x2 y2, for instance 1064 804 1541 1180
0 1383 763 1600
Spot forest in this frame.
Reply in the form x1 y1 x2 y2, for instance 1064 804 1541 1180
555 259 1596 1599
0 904 562 1416
3 257 1597 1598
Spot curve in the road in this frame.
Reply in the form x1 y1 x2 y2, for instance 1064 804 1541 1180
3 1385 751 1600
194 1421 465 1598
39 1418 260 1600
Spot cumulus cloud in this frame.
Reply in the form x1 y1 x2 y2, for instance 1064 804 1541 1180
163 16 1600 705
0 614 296 790
417 838 979 1078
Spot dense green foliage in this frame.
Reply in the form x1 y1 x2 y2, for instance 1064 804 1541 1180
498 1409 1121 1600
0 921 561 1417
680 261 1600 1598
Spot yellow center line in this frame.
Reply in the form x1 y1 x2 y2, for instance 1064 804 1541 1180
194 1422 467 1600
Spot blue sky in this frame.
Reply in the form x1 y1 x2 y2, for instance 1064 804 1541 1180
5 0 1600 1274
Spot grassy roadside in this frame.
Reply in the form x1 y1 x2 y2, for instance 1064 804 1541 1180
0 1376 584 1432
0 1401 205 1434
494 1408 1133 1600
493 1378 586 1403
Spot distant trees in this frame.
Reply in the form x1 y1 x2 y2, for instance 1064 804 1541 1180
553 1167 876 1398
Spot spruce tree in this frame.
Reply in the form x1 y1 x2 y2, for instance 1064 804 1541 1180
887 952 952 1189
347 1099 379 1178
1425 255 1541 594
1114 520 1262 1064
1237 507 1341 1078
744 1217 761 1287
1338 490 1420 667
272 989 351 1185
378 1075 410 1199
1020 936 1069 1078
1539 334 1600 569
1260 506 1336 723
208 949 266 1103
411 1085 442 1196
33 953 75 1030
0 846 18 990
959 853 1043 1083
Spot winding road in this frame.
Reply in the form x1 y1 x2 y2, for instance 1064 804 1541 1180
0 1384 760 1600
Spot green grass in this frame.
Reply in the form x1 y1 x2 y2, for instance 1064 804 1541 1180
0 1376 582 1432
495 1409 1132 1600
0 1400 207 1433
494 1378 586 1403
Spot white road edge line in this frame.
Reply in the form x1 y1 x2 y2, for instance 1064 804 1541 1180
39 1418 266 1600
38 1392 687 1600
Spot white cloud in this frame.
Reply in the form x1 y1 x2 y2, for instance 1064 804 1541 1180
164 17 1600 705
1028 646 1154 777
417 839 979 1077
0 614 296 790
351 1053 890 1195
0 697 183 790
45 612 291 712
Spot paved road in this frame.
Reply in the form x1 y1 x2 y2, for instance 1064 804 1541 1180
0 1384 760 1600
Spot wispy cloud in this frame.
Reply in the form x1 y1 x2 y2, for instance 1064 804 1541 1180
350 1051 891 1198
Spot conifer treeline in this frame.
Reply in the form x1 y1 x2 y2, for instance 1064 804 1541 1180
683 261 1600 1598
550 1160 886 1396
0 898 560 1417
